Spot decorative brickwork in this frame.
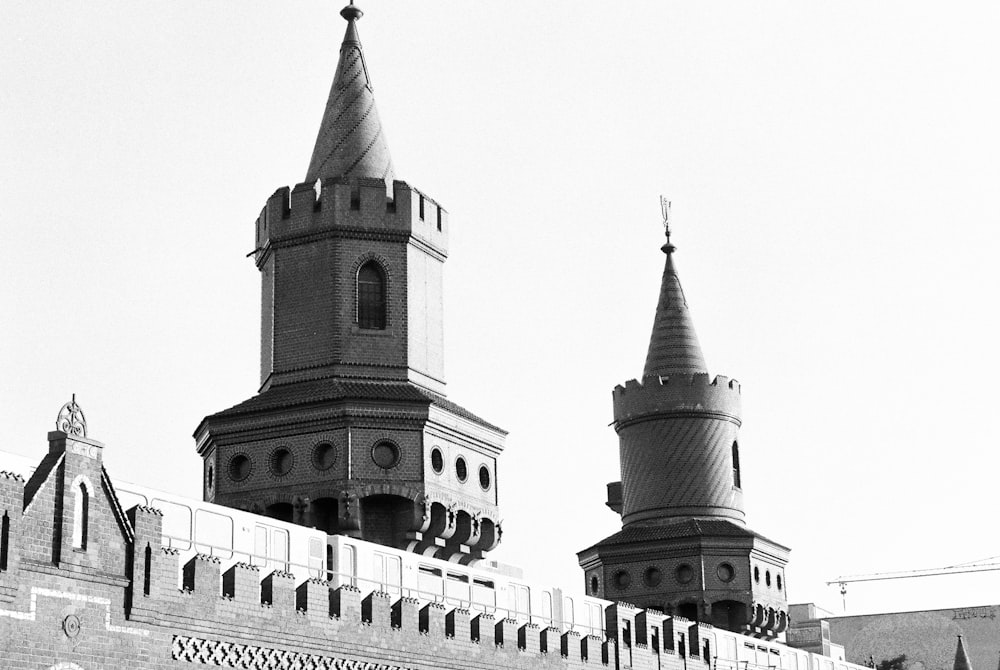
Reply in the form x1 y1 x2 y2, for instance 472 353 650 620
172 635 412 670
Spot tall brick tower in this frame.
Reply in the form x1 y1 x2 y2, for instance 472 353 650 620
193 4 504 564
578 206 790 638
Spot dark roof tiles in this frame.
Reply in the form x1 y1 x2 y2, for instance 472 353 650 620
208 378 504 433
642 251 708 377
580 518 784 553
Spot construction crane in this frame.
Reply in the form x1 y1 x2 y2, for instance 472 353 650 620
828 556 1000 611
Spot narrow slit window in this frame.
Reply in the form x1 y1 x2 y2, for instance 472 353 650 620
732 441 742 489
72 482 89 550
357 261 386 329
419 195 425 220
143 544 152 595
0 511 9 571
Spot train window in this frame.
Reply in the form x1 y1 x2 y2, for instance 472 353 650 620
254 526 268 567
722 636 738 660
418 565 443 599
272 529 289 572
195 509 233 558
151 498 192 550
508 584 530 619
341 544 357 587
472 577 496 608
373 552 401 595
588 602 603 637
540 591 553 624
308 538 324 579
563 597 575 629
445 570 470 604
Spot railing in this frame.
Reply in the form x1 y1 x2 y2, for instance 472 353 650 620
158 534 605 638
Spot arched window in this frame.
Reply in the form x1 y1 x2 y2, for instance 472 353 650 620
72 482 89 550
357 261 386 329
732 441 742 489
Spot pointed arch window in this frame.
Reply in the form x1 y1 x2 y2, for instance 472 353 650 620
72 481 89 550
357 261 386 329
732 441 742 489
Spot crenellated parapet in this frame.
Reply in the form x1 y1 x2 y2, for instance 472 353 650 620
254 177 448 267
612 374 741 427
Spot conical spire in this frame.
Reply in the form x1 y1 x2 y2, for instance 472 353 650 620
306 3 395 188
642 206 708 377
953 635 973 670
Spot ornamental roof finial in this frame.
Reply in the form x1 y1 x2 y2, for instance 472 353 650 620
56 393 88 437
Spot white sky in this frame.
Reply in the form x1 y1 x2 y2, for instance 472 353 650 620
2 1 999 618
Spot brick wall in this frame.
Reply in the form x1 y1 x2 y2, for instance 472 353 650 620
0 434 712 670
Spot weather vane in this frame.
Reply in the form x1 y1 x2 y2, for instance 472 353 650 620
660 196 672 237
56 394 87 437
660 195 675 252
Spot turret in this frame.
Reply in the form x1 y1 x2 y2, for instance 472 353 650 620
195 3 505 564
579 200 789 638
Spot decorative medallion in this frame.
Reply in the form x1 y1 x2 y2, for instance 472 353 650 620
56 394 87 437
62 614 81 638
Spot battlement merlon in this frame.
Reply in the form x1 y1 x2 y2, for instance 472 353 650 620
612 373 741 426
253 178 448 266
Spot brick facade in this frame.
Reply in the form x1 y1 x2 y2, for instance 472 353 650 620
0 432 725 669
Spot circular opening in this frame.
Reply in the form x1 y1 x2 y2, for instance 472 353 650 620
455 456 468 482
206 465 214 490
312 442 337 470
765 570 772 587
613 570 631 590
372 441 400 469
717 563 735 583
590 575 599 595
676 564 694 585
754 566 760 583
643 567 662 587
777 574 783 591
479 465 491 490
228 454 251 481
270 448 293 476
430 448 444 474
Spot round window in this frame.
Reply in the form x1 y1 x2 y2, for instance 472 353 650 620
643 567 662 587
455 456 468 482
590 575 599 595
430 448 444 474
754 566 760 583
312 442 337 470
676 564 694 585
765 570 772 587
372 441 400 469
228 454 251 481
777 574 783 591
613 570 631 590
479 465 491 490
717 563 735 583
269 447 293 476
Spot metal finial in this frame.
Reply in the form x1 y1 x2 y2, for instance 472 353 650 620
341 1 363 21
660 195 676 254
56 394 88 437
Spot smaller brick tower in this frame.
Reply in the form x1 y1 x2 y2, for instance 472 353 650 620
194 4 504 564
578 205 789 638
